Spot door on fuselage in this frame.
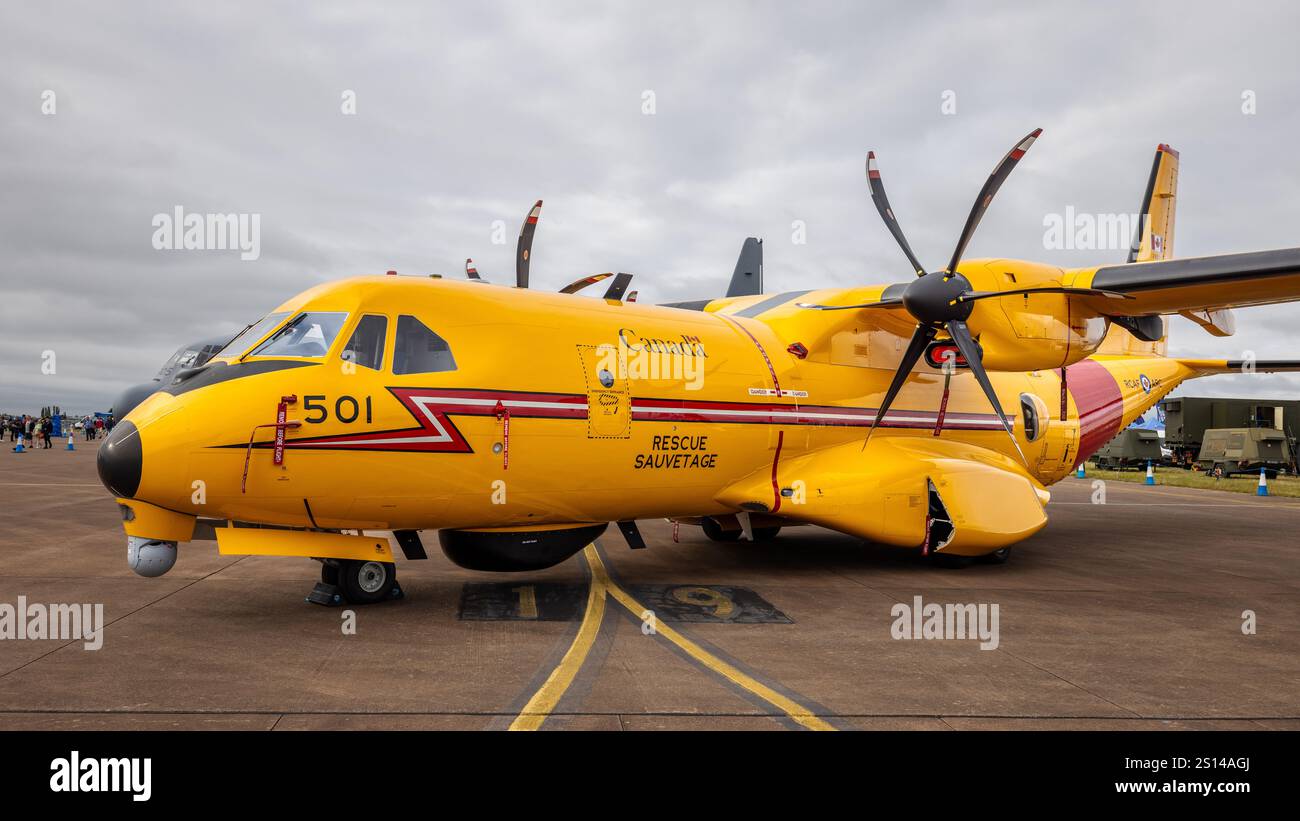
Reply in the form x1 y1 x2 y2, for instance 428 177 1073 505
576 344 631 438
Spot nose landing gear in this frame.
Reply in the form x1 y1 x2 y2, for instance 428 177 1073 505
308 559 402 606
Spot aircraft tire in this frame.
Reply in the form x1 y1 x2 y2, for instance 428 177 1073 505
320 561 339 585
338 559 397 604
701 518 741 542
976 547 1012 565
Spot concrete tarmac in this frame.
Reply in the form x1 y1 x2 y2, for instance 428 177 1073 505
1 440 1296 730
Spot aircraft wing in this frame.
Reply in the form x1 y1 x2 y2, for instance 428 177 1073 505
714 436 1049 556
1083 247 1300 315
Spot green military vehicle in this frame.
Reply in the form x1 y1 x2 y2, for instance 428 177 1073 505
1195 428 1293 477
1092 428 1163 469
1159 396 1300 471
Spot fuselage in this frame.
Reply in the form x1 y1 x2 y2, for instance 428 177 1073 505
112 265 1191 534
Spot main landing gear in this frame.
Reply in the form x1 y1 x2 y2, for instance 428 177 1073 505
701 517 782 542
308 559 402 606
927 547 1013 568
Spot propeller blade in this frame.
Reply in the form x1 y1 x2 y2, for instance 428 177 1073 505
602 272 634 301
626 290 638 303
558 273 613 294
944 128 1042 275
862 324 938 450
797 298 904 311
516 199 542 288
865 152 927 277
945 320 1027 465
465 258 482 280
955 286 1134 303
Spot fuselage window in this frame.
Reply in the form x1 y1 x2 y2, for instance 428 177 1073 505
341 314 388 371
393 315 456 375
250 312 350 359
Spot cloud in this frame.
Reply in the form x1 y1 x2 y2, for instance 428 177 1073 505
2 0 1299 412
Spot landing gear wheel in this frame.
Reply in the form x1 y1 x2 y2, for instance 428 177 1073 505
751 526 782 541
977 547 1012 565
338 559 398 604
320 561 339 585
702 518 741 542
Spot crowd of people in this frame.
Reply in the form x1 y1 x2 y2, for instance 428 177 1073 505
3 413 114 451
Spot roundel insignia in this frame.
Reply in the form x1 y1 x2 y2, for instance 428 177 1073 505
1139 374 1152 394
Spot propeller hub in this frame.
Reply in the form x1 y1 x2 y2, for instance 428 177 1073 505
901 271 974 324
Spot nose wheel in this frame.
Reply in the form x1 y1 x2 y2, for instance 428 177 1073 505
309 559 402 606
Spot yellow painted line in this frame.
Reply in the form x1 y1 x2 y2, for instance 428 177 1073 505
508 558 607 731
584 545 836 732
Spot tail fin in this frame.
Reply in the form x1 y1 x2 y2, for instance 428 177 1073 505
726 237 763 297
1127 144 1179 263
1097 144 1180 356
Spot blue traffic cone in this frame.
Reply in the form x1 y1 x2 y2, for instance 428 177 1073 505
13 435 25 453
66 433 75 451
1144 460 1155 485
1257 467 1269 496
1075 463 1086 479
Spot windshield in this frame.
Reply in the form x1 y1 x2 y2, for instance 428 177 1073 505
214 312 289 359
249 312 349 358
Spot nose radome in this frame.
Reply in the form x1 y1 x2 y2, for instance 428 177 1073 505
97 420 142 498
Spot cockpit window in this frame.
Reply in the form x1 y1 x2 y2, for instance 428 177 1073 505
393 315 456 374
341 314 388 371
250 312 349 359
214 312 288 359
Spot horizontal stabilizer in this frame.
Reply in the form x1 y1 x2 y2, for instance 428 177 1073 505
1178 358 1300 375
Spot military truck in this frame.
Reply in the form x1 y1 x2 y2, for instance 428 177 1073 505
1159 396 1300 469
1092 428 1163 469
1195 428 1293 477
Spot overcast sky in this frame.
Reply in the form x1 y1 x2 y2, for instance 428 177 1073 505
3 1 1299 414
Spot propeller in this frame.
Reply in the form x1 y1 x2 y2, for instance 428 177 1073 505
516 199 542 288
558 272 613 294
821 129 1049 461
465 259 482 280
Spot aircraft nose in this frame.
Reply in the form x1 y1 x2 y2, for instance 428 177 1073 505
111 382 159 423
97 420 143 498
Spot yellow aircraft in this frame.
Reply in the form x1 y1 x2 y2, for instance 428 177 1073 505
98 130 1300 604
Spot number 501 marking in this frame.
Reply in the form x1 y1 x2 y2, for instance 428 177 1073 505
303 395 373 424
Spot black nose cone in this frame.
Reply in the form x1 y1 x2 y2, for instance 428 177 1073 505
97 420 142 498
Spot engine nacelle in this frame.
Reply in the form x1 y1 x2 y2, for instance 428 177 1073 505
962 260 1113 371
